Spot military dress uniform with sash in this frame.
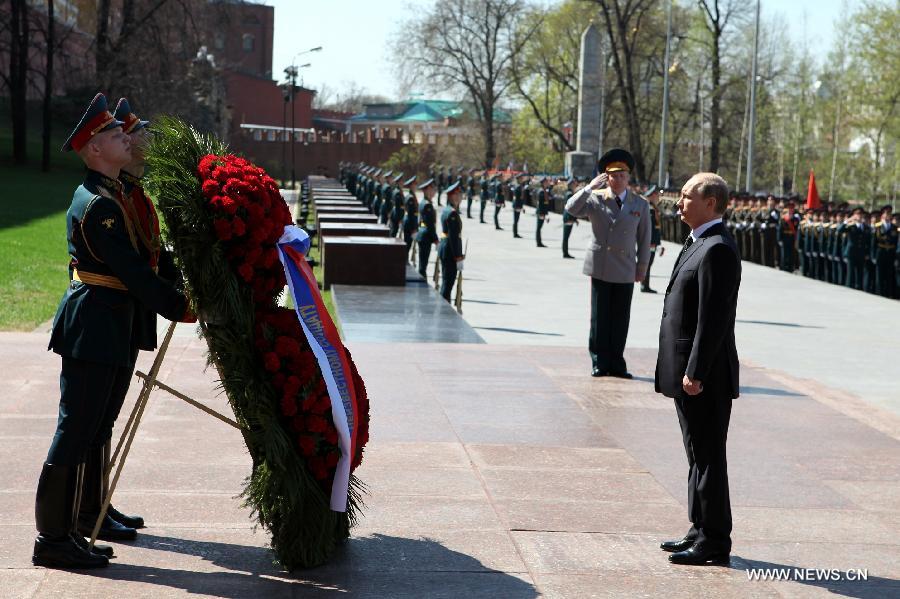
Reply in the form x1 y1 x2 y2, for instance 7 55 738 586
777 211 797 272
401 176 419 253
512 177 528 238
492 177 504 230
466 169 476 218
763 206 779 267
416 179 439 278
479 176 489 223
389 175 405 237
438 183 464 302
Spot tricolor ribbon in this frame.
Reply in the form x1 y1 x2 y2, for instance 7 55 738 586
276 225 358 512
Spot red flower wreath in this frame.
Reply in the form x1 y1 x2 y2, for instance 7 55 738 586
196 153 369 488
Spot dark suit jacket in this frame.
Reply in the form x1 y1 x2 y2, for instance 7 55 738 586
655 222 741 399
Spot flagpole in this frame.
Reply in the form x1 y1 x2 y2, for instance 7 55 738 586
657 0 673 187
745 0 761 193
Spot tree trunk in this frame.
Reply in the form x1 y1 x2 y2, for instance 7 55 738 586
10 0 29 165
41 0 55 172
96 0 112 91
709 29 721 172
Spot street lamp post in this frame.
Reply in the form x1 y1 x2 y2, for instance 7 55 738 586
745 0 761 193
658 0 673 188
283 46 322 190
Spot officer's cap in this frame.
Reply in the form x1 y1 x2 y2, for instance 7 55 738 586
881 204 894 213
113 98 150 135
597 148 635 173
403 175 417 187
392 172 404 183
382 170 393 178
645 184 659 196
444 180 462 195
62 93 125 152
417 178 436 191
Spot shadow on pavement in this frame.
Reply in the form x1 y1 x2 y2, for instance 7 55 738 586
82 532 538 598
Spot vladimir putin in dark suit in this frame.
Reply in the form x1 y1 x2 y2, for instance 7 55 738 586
655 173 741 566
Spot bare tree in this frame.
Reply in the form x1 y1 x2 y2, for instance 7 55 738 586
40 0 54 171
697 0 749 173
589 0 658 181
392 0 536 167
7 0 29 164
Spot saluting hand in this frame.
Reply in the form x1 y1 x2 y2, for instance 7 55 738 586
588 172 609 190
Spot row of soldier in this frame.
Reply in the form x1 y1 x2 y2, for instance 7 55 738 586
658 192 899 299
339 162 591 264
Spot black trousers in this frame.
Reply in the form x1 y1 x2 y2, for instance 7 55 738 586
403 227 416 253
466 196 473 218
674 393 733 551
439 258 457 302
589 278 633 374
876 256 897 297
513 209 521 236
48 351 137 466
846 257 863 290
479 199 487 223
641 249 656 289
562 224 573 256
535 216 544 245
417 240 432 279
779 235 795 271
493 205 502 229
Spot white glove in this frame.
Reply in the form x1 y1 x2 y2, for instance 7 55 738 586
456 259 465 272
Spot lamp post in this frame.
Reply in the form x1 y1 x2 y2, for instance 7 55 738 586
745 0 760 193
657 0 672 187
284 46 322 190
280 82 290 187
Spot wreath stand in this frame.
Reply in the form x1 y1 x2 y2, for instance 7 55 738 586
88 320 242 550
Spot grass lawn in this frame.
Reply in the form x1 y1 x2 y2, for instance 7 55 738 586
0 132 84 331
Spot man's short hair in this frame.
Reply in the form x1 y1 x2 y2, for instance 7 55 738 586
693 173 729 214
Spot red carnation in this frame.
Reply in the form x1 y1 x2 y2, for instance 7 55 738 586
213 219 233 241
306 414 328 433
201 179 220 197
238 262 254 282
263 352 281 372
232 217 247 237
280 396 298 417
297 435 317 457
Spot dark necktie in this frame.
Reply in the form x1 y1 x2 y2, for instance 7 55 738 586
674 235 694 267
616 196 623 209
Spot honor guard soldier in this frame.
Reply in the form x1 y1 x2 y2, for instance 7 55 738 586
479 172 489 223
511 172 529 238
536 175 552 247
374 170 391 223
843 206 867 290
777 201 797 272
388 173 405 236
872 205 898 297
416 178 439 278
762 195 780 267
365 168 379 212
465 168 476 218
492 175 504 230
438 180 465 301
641 184 664 291
35 94 194 570
562 177 579 259
863 211 877 293
401 175 419 254
437 165 446 205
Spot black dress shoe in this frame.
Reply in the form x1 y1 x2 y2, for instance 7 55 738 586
33 535 109 569
591 367 608 377
77 513 137 541
496 226 504 230
514 234 523 238
668 544 730 565
640 287 658 293
609 371 633 379
72 533 115 558
108 505 145 529
537 243 547 248
660 537 695 553
563 254 575 259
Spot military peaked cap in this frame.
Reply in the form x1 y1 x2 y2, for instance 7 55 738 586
62 93 125 152
597 148 635 173
113 97 150 134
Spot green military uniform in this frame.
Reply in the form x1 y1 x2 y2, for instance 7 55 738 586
401 176 419 253
416 178 438 278
438 180 464 301
843 214 867 290
536 177 551 247
35 93 190 570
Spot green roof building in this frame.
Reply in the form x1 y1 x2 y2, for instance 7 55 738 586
349 99 511 144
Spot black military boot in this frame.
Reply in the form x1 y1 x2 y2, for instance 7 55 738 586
32 463 108 568
102 442 144 529
77 449 137 541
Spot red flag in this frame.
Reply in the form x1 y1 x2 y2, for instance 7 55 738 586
806 169 821 210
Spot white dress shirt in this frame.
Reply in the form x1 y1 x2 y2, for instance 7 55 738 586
690 217 723 241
